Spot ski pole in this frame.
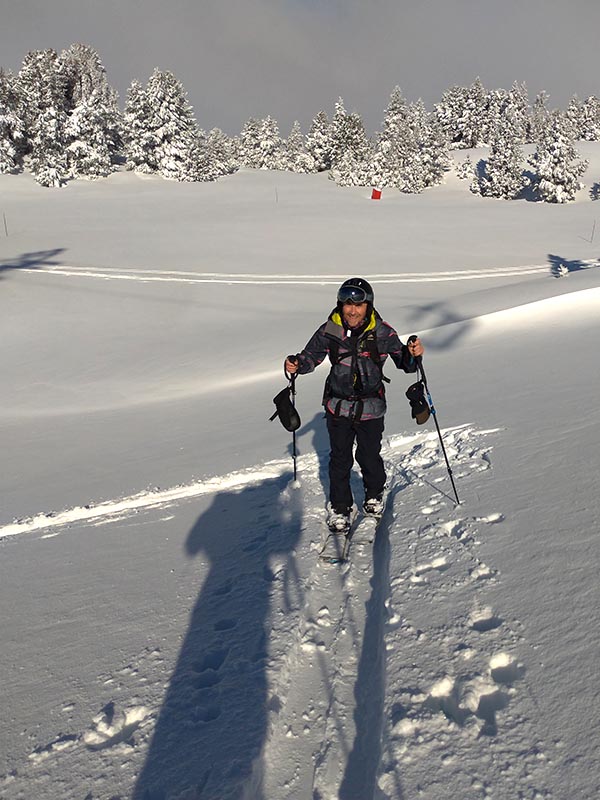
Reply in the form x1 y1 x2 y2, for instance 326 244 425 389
408 336 460 505
284 362 299 483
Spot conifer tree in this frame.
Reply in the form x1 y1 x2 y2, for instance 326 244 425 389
580 96 600 141
305 110 333 172
257 115 284 169
283 120 315 173
16 49 69 186
530 91 551 143
204 128 238 177
123 80 157 173
145 69 199 180
239 117 262 168
402 100 449 192
565 95 584 140
65 88 114 178
370 86 410 188
0 69 24 173
474 112 528 199
29 105 69 187
60 44 109 110
16 49 67 155
529 110 587 203
435 78 487 149
508 81 530 144
330 112 372 186
329 97 358 169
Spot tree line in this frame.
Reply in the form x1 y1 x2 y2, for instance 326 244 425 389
0 45 594 202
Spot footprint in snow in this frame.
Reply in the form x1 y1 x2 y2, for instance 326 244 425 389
469 606 503 633
82 701 150 750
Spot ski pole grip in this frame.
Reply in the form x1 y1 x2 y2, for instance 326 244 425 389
407 335 423 368
285 355 299 383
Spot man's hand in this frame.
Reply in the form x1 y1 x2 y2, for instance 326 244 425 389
285 355 299 374
407 337 424 358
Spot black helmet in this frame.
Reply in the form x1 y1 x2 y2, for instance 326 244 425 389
337 277 374 305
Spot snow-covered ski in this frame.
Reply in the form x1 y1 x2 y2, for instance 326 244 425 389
319 508 383 564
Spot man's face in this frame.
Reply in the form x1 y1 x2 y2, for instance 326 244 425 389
342 301 368 329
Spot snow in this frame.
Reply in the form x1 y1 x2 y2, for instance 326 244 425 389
1 153 599 799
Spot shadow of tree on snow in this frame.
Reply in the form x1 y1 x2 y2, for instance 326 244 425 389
0 248 66 280
548 252 599 278
401 300 473 353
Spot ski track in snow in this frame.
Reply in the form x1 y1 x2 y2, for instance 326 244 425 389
18 260 600 285
0 426 554 799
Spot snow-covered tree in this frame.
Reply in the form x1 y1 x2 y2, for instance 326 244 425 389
580 96 600 141
239 117 262 168
123 70 200 181
435 78 487 149
329 98 364 170
55 45 121 179
565 95 585 140
305 110 333 172
123 80 156 173
403 100 449 192
65 88 115 178
529 110 588 203
0 69 24 173
370 91 448 192
16 49 70 186
330 112 372 186
60 44 109 110
473 112 528 199
237 115 285 170
530 91 551 143
370 86 411 188
507 81 530 144
282 121 314 173
456 154 474 180
204 128 238 177
146 69 199 180
29 105 69 187
257 115 284 170
16 49 67 154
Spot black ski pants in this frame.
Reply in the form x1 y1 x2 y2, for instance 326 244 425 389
326 413 386 512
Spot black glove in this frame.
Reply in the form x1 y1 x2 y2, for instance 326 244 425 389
405 381 430 425
269 386 301 432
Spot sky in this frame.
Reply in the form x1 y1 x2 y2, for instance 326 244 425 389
2 0 600 135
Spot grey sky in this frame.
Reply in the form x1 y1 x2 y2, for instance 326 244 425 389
2 0 600 135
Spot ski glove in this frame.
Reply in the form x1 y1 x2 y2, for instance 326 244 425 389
405 381 430 425
269 386 301 432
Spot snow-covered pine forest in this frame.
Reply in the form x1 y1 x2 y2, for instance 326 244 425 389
1 43 599 201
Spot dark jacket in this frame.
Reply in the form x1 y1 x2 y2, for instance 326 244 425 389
296 308 416 420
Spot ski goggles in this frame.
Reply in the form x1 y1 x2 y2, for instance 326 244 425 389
337 285 369 304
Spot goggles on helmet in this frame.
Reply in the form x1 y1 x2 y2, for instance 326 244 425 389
337 284 369 305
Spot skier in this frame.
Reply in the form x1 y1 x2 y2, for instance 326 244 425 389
284 278 424 532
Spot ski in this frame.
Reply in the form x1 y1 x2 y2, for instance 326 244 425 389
319 509 383 564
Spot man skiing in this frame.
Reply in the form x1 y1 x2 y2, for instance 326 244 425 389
284 277 424 532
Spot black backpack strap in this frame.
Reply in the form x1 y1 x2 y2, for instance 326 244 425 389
362 330 391 383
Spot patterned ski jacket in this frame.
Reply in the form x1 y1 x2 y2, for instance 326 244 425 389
295 308 416 420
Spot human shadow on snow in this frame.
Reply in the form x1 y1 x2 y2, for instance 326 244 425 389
338 482 407 800
288 411 330 497
0 248 66 279
132 474 302 800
